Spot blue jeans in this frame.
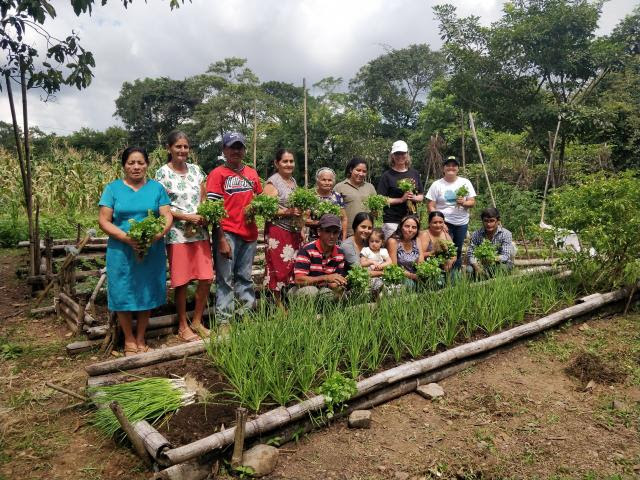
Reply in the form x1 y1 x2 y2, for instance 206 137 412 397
214 231 257 322
446 222 468 270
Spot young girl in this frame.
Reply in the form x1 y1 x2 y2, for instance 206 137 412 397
360 228 392 271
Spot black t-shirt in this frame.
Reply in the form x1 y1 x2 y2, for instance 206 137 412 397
377 168 424 223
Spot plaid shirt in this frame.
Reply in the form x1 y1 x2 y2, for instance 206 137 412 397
294 239 345 279
467 225 515 267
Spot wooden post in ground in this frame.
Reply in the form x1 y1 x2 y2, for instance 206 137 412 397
110 401 153 468
519 226 530 260
231 407 248 467
252 99 258 170
468 113 496 208
303 77 308 188
540 117 562 225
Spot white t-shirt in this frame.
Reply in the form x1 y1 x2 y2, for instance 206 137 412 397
360 246 390 269
426 177 476 226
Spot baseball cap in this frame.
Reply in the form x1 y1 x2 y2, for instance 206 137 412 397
222 132 247 148
318 214 342 230
390 140 409 154
443 155 460 165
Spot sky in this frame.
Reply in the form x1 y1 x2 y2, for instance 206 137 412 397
1 0 636 135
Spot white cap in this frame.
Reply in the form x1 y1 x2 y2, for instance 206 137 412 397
391 140 408 154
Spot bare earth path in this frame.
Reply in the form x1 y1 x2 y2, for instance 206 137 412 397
1 250 639 480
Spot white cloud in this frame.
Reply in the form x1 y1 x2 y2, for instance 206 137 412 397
0 0 635 134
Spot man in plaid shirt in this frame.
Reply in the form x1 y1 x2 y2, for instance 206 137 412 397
467 207 515 276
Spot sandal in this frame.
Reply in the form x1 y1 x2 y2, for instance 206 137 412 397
137 344 155 353
192 324 211 338
124 344 138 357
178 328 200 343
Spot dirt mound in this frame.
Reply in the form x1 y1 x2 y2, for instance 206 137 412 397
564 351 626 384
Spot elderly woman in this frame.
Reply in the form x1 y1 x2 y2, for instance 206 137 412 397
98 147 172 356
334 157 377 237
387 215 424 286
262 149 303 302
307 167 348 241
155 131 213 342
377 141 424 240
419 211 457 272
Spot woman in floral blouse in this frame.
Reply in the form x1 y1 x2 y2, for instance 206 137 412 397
155 131 213 341
263 149 303 304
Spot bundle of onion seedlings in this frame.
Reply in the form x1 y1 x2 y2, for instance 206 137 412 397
90 377 196 437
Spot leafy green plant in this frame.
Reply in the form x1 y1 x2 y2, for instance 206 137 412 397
197 199 227 224
455 185 469 197
365 194 388 215
246 195 279 223
90 377 195 438
346 265 370 298
127 210 165 259
434 239 457 261
1 339 23 360
473 240 498 266
397 178 415 192
382 264 406 285
313 200 341 218
416 257 442 285
318 372 357 419
288 187 318 211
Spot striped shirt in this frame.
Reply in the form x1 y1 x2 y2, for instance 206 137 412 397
467 226 515 267
294 239 345 278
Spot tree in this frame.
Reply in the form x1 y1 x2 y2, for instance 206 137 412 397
349 44 446 135
0 0 188 274
64 126 129 156
114 77 205 150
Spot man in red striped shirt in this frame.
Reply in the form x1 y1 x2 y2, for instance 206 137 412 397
292 214 346 298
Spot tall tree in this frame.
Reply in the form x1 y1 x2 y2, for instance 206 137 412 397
349 44 446 135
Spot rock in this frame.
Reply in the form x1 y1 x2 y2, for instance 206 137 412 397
240 444 278 477
585 380 597 392
417 383 444 400
348 410 372 429
578 323 591 331
394 471 409 480
378 466 387 472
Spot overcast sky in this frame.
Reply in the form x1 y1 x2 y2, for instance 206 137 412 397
1 0 636 135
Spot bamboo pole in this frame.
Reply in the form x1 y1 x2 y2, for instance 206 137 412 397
231 407 248 467
460 109 466 174
133 420 173 462
45 382 89 402
468 113 496 208
160 285 631 465
303 77 308 187
540 117 562 225
252 99 258 170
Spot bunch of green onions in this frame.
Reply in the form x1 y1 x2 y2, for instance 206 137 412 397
90 377 195 437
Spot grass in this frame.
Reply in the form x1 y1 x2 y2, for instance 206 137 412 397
527 331 576 362
206 273 577 411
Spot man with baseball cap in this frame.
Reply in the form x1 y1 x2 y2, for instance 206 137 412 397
291 214 347 299
206 131 262 324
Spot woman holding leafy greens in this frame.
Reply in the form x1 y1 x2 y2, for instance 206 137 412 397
98 147 172 356
262 149 303 301
377 140 424 241
155 131 213 342
306 167 348 241
419 211 457 272
387 215 424 287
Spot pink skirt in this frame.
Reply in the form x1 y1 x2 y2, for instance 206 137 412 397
167 240 214 288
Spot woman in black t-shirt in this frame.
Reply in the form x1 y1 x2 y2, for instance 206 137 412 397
377 140 424 240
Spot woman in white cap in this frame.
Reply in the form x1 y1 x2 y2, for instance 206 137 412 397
377 140 424 241
426 155 476 270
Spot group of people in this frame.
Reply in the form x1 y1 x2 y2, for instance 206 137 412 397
98 131 514 355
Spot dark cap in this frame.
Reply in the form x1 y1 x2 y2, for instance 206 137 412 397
318 214 341 230
222 132 247 148
443 155 460 166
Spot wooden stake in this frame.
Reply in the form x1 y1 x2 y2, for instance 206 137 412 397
252 99 258 170
540 117 562 225
303 77 308 187
519 226 530 260
460 109 466 174
468 113 496 208
110 401 153 468
231 407 248 467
